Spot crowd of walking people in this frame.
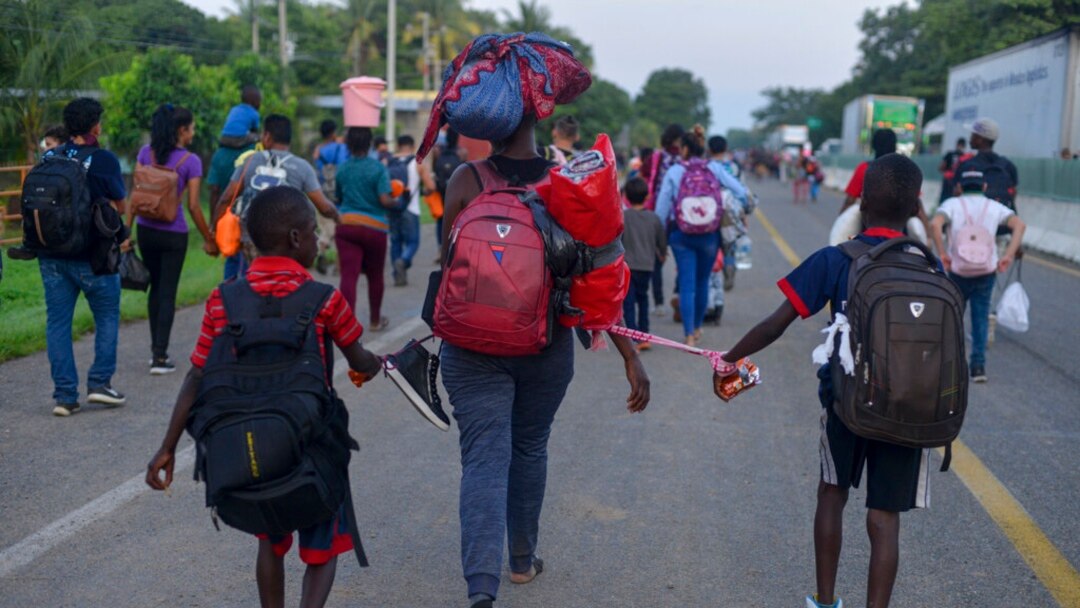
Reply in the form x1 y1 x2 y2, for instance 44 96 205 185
7 23 1027 608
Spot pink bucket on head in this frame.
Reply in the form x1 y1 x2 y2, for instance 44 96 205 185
340 77 386 128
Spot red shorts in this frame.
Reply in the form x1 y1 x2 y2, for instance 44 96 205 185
257 503 353 565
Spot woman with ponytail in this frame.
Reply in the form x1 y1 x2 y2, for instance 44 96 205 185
653 125 723 346
134 103 215 375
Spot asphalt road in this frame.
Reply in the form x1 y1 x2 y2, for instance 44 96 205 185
0 177 1076 607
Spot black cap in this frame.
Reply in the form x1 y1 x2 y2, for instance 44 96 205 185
958 170 985 191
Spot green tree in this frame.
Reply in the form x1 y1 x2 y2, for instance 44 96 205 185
99 50 229 159
724 128 759 150
99 51 295 160
751 87 826 132
0 0 114 162
630 118 661 149
537 77 633 147
634 68 711 131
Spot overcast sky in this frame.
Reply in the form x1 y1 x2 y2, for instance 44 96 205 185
180 0 899 132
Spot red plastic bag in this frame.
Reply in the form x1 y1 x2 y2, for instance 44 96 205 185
560 256 630 330
537 133 623 247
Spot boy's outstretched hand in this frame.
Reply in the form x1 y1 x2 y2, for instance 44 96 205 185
146 448 175 491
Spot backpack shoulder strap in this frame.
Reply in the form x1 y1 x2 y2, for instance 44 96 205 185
175 151 192 170
836 238 873 260
280 281 336 379
219 279 264 325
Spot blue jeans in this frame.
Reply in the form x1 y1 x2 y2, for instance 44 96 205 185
389 210 420 268
670 230 720 337
950 272 996 367
651 255 664 306
623 269 652 334
38 258 121 403
440 328 575 601
223 253 247 281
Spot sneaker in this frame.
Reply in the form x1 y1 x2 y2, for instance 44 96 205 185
805 595 843 608
150 357 177 375
652 302 667 317
384 339 450 431
971 365 987 383
7 246 37 260
393 258 408 287
470 601 493 608
52 402 81 417
87 385 126 406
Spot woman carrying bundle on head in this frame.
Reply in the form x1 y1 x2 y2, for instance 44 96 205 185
417 32 650 608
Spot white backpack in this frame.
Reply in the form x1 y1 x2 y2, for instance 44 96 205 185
949 197 996 277
237 152 292 219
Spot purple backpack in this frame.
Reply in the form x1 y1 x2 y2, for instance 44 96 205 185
675 158 722 234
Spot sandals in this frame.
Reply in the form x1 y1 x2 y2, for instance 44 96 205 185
509 558 544 585
369 317 390 332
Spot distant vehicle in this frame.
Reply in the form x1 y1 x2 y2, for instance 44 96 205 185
842 95 925 156
817 138 842 156
944 26 1080 158
765 124 809 157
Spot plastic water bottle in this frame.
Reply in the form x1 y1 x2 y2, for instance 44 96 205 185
735 235 753 270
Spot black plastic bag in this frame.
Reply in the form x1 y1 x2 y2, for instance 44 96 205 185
119 251 151 291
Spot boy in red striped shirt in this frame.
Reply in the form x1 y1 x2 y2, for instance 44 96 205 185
146 186 383 608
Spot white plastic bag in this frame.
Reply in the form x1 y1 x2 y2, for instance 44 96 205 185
995 282 1029 333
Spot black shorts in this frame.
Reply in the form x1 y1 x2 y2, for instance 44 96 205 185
818 404 933 512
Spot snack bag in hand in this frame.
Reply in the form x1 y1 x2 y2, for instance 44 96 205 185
713 358 761 402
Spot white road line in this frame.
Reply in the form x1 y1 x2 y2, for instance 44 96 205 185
0 316 427 578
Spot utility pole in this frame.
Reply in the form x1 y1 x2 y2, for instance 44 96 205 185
386 0 397 147
278 0 289 98
251 0 259 53
421 11 431 99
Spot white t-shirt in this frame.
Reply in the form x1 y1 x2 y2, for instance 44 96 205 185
936 193 1014 267
406 157 421 216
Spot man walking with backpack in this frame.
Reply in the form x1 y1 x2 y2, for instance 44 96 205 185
954 118 1018 214
214 115 340 280
931 169 1025 382
24 98 129 416
386 134 434 286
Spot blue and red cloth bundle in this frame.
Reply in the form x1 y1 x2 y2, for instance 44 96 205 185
417 32 591 161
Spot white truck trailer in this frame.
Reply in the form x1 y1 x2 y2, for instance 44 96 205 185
944 26 1080 158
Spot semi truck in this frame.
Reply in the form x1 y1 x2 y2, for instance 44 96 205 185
764 124 809 156
842 95 925 156
944 26 1080 159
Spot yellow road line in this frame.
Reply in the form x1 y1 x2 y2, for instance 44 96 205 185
941 442 1080 607
754 208 802 267
1027 253 1080 280
758 206 1080 607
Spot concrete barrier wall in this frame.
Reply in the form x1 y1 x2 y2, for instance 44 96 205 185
821 166 1080 264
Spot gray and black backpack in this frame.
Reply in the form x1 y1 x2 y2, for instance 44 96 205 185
831 237 969 470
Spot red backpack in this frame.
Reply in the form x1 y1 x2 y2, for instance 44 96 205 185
433 161 555 356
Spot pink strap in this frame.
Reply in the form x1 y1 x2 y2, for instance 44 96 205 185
606 325 734 374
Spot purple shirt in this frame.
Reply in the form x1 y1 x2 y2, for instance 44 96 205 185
135 145 203 233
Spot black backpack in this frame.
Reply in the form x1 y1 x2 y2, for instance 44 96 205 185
386 154 414 213
186 279 368 566
960 153 1016 210
434 150 462 196
831 237 968 470
20 145 96 256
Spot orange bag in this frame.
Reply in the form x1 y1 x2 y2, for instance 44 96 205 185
215 207 242 256
424 191 445 219
214 156 253 258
